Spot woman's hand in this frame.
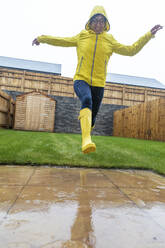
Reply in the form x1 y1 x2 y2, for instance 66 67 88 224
32 38 40 46
151 25 163 35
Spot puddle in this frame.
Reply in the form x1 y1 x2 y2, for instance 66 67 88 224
0 166 165 248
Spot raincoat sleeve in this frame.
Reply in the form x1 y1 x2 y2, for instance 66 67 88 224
37 33 80 47
111 31 153 56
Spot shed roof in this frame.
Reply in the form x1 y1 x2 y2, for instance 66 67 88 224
106 73 165 89
16 91 56 102
0 56 61 75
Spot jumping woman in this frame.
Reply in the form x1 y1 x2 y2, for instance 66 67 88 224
32 6 163 154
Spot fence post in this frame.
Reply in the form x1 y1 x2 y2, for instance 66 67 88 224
122 87 125 105
48 76 52 95
7 96 12 128
144 89 147 102
21 70 26 92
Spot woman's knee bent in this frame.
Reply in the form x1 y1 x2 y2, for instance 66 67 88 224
81 95 92 110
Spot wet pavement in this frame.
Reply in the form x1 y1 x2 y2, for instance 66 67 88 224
0 166 165 248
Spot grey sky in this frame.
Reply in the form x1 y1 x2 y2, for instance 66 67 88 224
1 0 164 83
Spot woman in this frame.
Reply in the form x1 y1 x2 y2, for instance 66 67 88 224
32 6 163 154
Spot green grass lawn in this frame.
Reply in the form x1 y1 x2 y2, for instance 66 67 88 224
0 128 165 175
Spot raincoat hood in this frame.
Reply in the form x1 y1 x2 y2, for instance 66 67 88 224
85 6 110 32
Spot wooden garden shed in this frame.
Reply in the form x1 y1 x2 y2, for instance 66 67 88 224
14 91 56 132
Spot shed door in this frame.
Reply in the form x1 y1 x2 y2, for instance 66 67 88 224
25 94 55 132
25 95 41 131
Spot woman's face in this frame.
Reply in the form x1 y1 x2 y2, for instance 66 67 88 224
90 15 106 34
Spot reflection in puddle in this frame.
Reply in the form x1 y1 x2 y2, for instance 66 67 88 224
0 166 165 247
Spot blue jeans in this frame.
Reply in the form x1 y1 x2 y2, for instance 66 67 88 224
74 80 104 127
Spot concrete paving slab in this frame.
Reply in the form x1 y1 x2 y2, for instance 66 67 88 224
0 186 23 214
30 168 116 188
0 166 165 248
0 166 34 185
101 169 165 189
121 187 165 205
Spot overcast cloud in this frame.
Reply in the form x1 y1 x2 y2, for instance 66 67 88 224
1 0 164 84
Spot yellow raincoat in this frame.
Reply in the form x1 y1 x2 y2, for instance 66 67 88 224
37 6 153 87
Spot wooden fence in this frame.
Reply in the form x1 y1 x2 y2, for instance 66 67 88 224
1 67 165 106
0 90 15 128
103 83 165 106
113 98 165 141
0 68 74 98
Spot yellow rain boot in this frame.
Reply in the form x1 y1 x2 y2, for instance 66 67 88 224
79 108 96 154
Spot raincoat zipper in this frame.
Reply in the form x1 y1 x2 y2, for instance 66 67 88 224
78 56 83 73
91 34 98 85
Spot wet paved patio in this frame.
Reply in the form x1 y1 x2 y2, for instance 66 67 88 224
0 166 165 248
